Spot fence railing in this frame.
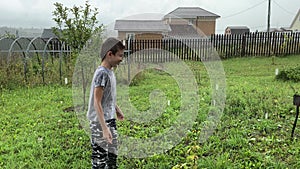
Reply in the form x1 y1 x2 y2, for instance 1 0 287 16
124 32 300 62
212 32 300 58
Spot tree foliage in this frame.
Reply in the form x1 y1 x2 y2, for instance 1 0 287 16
52 0 103 54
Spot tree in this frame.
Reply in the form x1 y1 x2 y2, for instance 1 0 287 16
52 1 105 112
52 0 103 54
0 31 16 39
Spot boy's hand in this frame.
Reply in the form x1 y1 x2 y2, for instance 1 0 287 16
116 106 124 121
116 111 124 121
102 126 112 144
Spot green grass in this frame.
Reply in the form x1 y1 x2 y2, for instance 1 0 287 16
1 55 300 168
0 85 90 168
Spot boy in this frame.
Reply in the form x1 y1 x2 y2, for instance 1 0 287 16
87 37 125 169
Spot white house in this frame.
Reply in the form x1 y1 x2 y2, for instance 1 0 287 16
290 9 300 32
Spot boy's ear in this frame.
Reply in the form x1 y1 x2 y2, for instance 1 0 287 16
107 51 113 56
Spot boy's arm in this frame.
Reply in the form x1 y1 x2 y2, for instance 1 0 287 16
94 86 112 144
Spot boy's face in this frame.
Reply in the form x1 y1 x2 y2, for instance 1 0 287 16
107 49 124 67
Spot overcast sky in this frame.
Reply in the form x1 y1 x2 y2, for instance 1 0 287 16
0 0 299 33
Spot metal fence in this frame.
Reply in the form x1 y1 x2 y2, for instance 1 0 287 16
211 32 300 58
123 32 300 62
1 32 299 86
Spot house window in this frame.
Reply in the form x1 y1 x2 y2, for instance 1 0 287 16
188 19 194 25
126 33 135 40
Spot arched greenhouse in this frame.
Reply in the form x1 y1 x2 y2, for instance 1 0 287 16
0 35 72 86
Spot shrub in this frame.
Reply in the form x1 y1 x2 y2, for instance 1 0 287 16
276 66 300 82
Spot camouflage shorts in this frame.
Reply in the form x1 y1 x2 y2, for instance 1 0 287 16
90 119 118 169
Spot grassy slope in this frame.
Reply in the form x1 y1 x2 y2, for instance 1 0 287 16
1 55 300 168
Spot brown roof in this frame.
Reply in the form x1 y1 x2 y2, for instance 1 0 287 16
166 25 203 39
164 7 220 19
226 26 250 34
114 20 171 32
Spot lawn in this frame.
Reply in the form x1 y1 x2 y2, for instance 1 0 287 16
1 55 300 168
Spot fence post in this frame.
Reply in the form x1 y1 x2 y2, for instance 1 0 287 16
241 34 246 57
127 36 132 84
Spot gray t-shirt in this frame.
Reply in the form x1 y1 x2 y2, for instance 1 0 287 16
87 66 116 122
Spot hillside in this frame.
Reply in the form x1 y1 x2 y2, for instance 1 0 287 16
0 26 44 37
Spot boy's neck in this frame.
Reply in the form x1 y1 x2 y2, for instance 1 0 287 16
101 61 112 70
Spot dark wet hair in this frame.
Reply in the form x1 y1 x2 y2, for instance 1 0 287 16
100 37 125 60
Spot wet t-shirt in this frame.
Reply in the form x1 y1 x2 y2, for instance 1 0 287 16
87 66 116 122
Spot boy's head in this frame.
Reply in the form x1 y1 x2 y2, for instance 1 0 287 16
100 37 125 61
